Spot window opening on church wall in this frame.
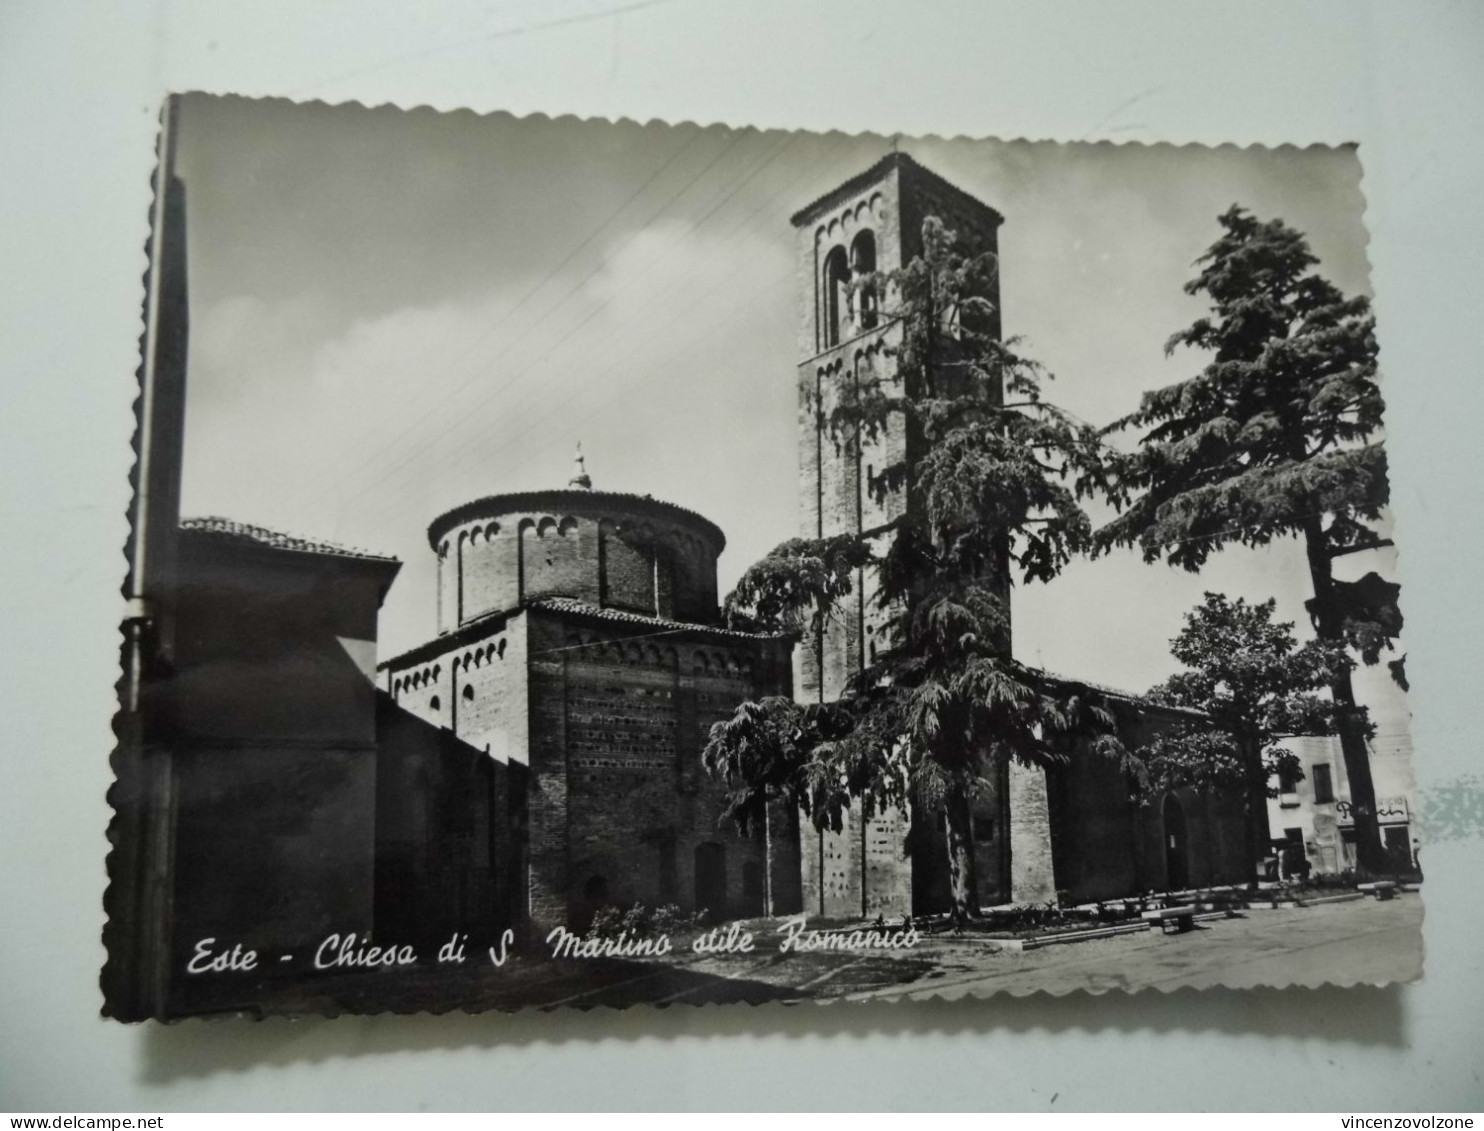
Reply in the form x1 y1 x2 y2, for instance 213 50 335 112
851 229 878 330
822 245 850 349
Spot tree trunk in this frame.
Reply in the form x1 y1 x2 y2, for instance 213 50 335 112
1241 734 1269 888
1303 516 1386 876
943 785 980 919
1202 789 1218 888
763 803 774 917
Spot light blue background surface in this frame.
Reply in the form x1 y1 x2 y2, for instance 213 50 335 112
1 0 1480 1111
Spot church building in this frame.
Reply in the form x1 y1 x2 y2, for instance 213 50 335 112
377 153 1253 935
377 456 798 935
107 137 1254 1022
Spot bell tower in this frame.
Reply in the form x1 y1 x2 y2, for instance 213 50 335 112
790 153 1020 917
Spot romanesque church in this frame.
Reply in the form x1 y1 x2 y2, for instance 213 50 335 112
376 152 1250 932
108 150 1249 1018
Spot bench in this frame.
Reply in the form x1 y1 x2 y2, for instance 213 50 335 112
1142 906 1197 934
1357 881 1397 901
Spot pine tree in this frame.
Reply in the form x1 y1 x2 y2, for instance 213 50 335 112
1097 206 1398 874
705 218 1124 918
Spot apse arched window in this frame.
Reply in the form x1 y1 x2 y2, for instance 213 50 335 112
850 230 878 330
822 245 850 348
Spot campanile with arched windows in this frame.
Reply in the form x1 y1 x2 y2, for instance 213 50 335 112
791 153 1012 917
793 152 1006 705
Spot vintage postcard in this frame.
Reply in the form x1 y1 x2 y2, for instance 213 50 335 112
103 94 1419 1020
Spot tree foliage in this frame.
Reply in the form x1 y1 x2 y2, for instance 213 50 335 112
1097 205 1399 873
705 218 1124 914
1137 593 1360 803
1097 206 1399 666
700 696 839 835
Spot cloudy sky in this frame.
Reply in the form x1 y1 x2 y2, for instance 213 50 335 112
173 93 1405 732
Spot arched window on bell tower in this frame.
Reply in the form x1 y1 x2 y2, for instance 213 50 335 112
822 245 850 348
851 230 878 330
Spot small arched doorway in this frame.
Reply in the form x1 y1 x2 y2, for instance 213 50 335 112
574 873 609 932
694 843 727 920
1162 794 1190 891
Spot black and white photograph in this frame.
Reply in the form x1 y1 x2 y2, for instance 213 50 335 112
105 92 1420 1021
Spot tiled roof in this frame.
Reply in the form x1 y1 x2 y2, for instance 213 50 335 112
378 608 514 671
180 516 399 564
377 599 789 671
528 597 792 641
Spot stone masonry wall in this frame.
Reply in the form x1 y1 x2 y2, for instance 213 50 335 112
1008 761 1057 903
434 504 720 634
384 614 528 767
523 610 795 930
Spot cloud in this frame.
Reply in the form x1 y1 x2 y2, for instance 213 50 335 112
181 209 795 656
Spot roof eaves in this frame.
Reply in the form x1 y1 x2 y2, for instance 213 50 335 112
180 516 400 565
377 608 517 670
425 489 726 552
1034 667 1209 721
527 597 793 642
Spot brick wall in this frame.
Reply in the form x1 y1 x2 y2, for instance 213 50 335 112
863 806 914 916
375 693 501 948
384 619 529 759
794 170 914 919
453 619 528 765
598 518 653 614
801 806 916 920
520 515 594 605
1044 705 1254 901
1046 737 1144 902
1008 761 1057 903
903 774 1009 914
458 524 520 625
168 743 376 1015
435 505 723 629
804 820 860 918
378 619 532 939
523 610 794 930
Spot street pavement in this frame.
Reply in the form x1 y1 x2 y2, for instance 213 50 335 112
484 893 1425 1009
843 895 1424 1001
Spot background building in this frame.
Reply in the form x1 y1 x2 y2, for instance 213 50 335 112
1269 733 1419 877
154 517 402 1017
